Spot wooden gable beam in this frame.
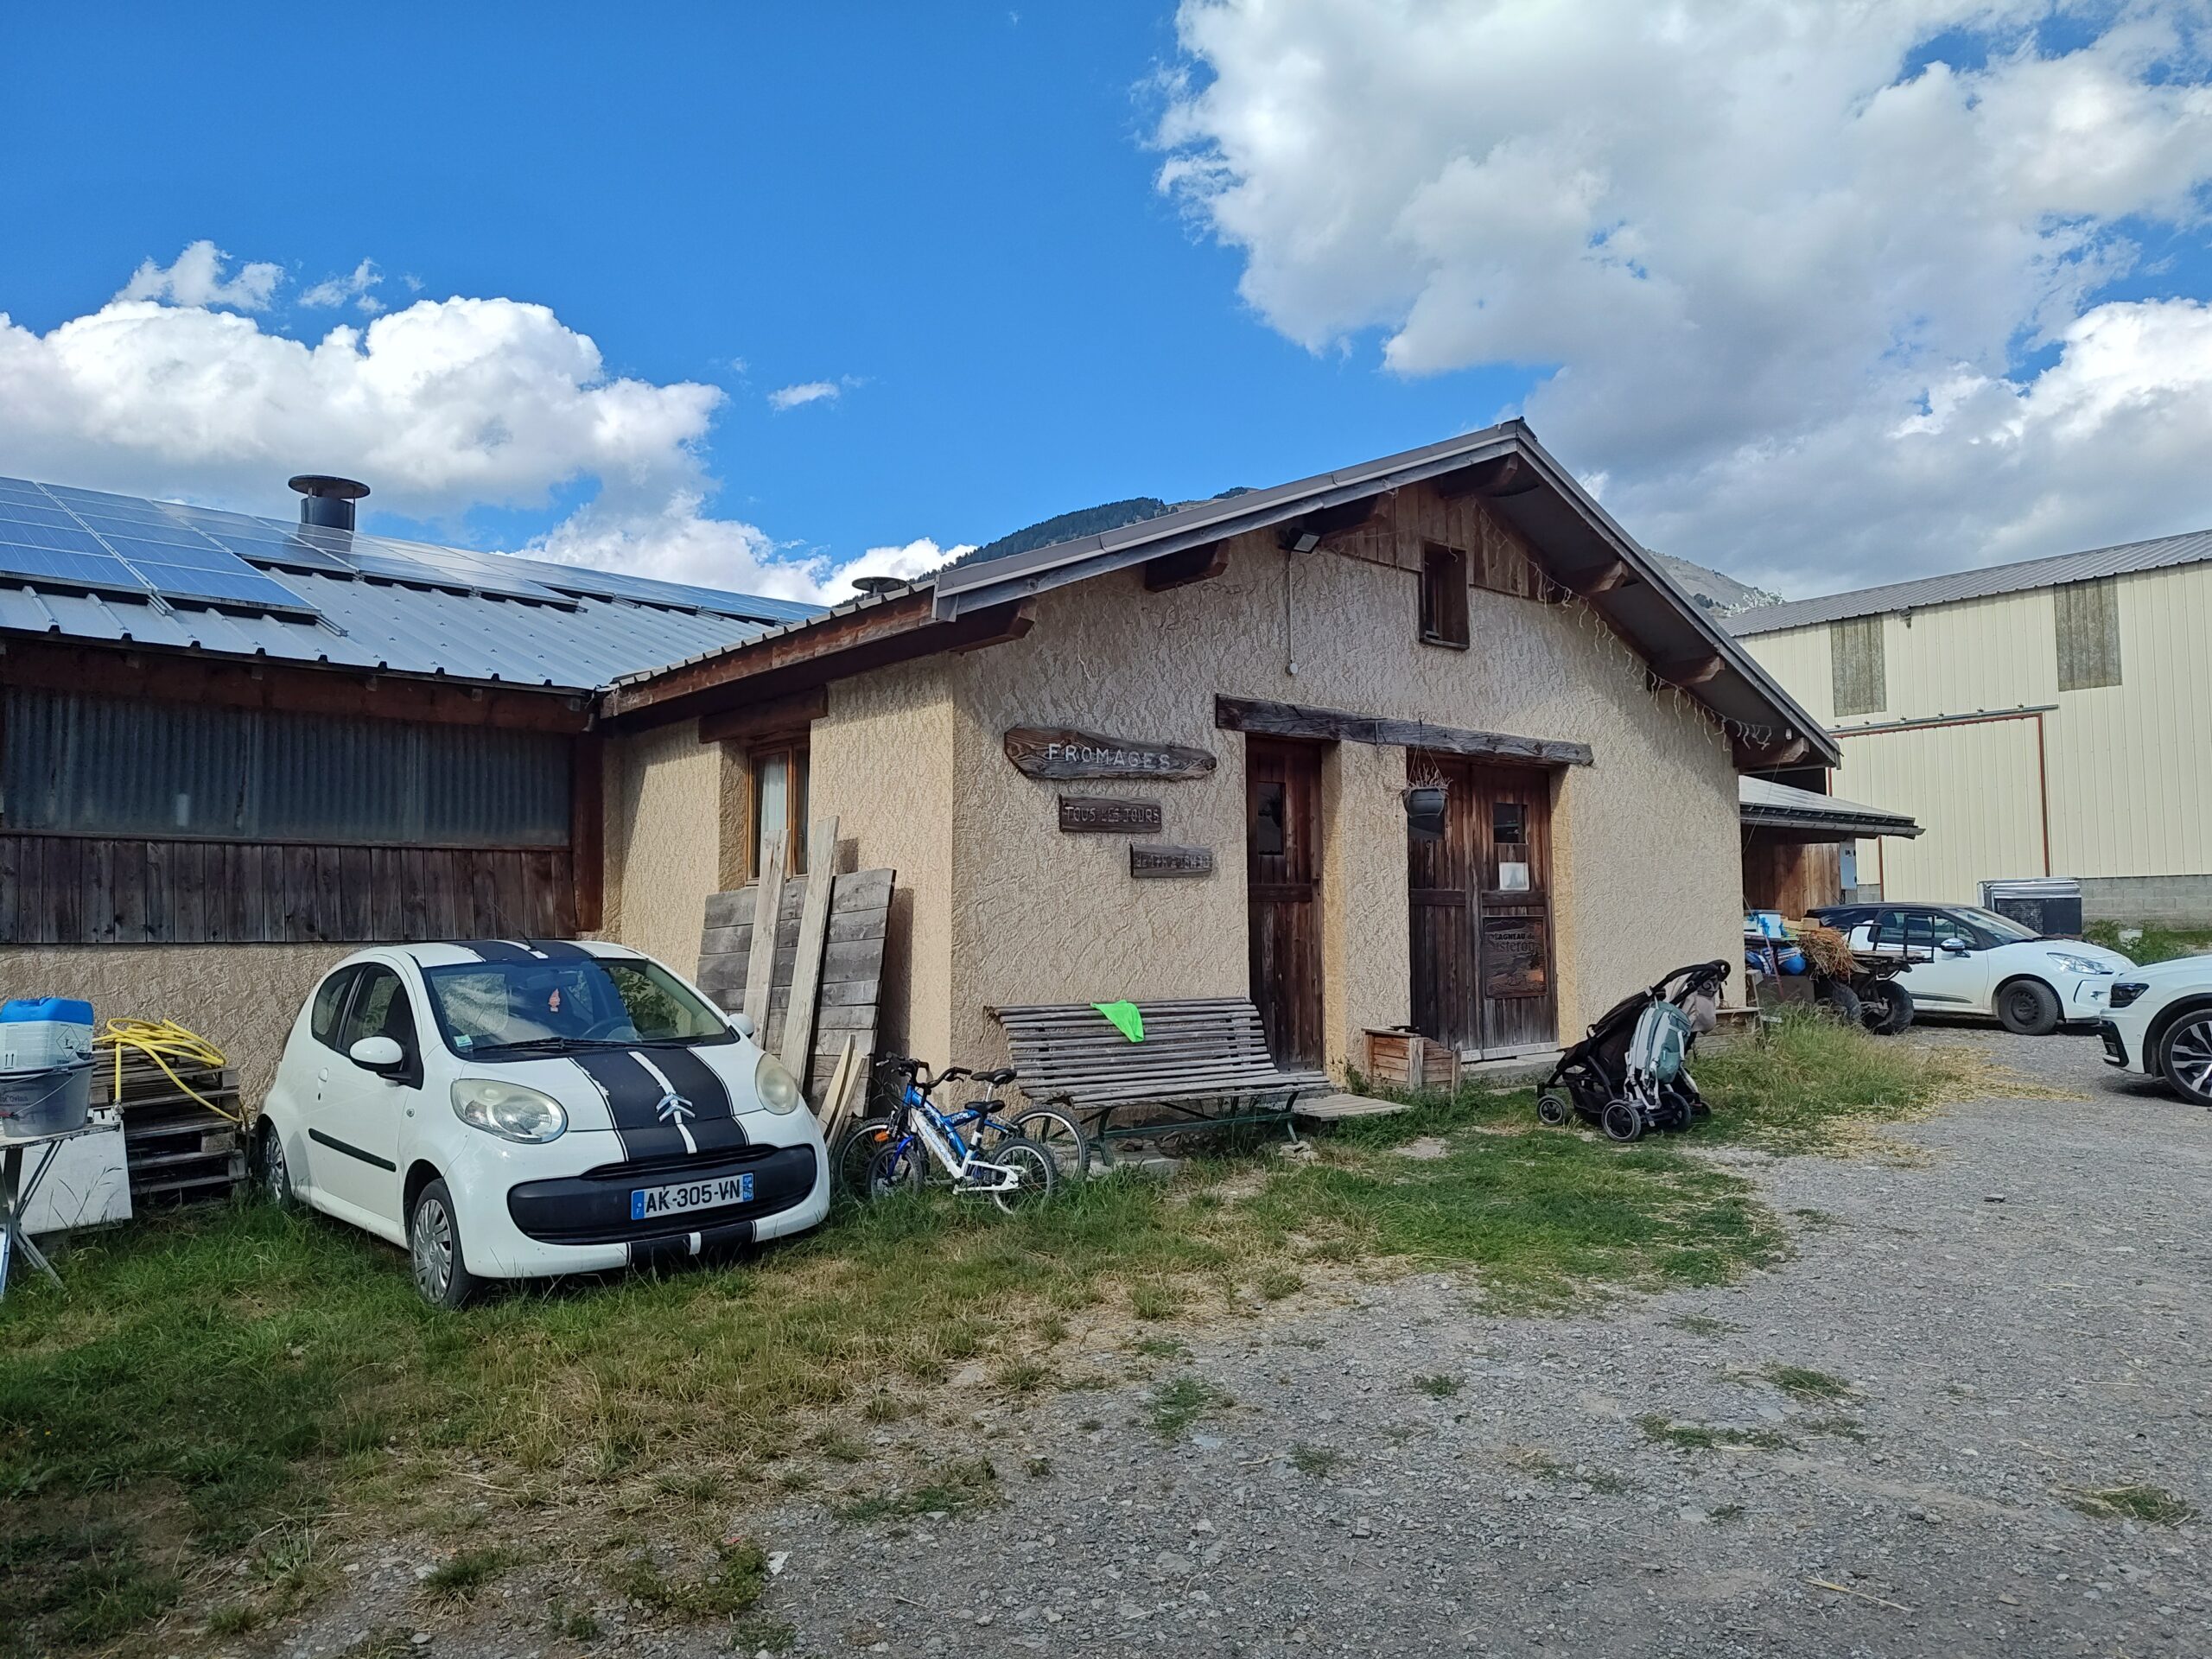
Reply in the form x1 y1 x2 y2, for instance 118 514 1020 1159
1142 539 1230 593
696 686 829 745
1433 453 1540 499
1216 695 1592 767
1657 654 1727 686
1567 561 1637 596
1275 495 1382 552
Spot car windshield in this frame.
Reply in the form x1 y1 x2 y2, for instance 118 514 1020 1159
1947 906 2040 944
420 955 733 1056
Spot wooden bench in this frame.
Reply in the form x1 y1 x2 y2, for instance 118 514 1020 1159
989 998 1332 1155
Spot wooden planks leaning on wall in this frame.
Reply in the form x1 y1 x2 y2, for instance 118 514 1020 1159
696 868 893 1103
0 835 575 945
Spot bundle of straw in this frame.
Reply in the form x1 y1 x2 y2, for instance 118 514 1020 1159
1789 922 1857 981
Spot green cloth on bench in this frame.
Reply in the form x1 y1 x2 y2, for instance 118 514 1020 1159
1091 1001 1145 1043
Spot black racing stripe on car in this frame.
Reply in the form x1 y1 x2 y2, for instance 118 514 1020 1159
644 1046 746 1137
308 1128 398 1173
455 940 532 962
521 938 594 959
568 1049 694 1162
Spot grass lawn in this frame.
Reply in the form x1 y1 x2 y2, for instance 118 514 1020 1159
2084 919 2212 964
0 1013 1966 1655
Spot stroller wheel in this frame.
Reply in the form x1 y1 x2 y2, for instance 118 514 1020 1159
1535 1090 1572 1127
1601 1100 1644 1142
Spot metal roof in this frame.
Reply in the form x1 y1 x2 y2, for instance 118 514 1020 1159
0 478 821 691
1738 774 1921 838
1726 526 2212 638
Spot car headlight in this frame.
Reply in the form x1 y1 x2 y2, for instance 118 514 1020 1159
753 1052 803 1115
451 1078 568 1143
2109 982 2148 1010
2047 953 2113 976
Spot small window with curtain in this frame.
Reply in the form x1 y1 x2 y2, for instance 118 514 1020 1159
752 741 810 876
1420 543 1471 649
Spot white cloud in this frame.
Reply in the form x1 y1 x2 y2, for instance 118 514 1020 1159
0 245 962 608
1158 1 2212 592
114 240 283 312
768 379 841 410
300 258 385 315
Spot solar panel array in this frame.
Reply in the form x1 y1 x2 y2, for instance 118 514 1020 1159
0 478 316 612
0 479 810 627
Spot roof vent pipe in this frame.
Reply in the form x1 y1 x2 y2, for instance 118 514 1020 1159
849 575 905 598
289 474 371 531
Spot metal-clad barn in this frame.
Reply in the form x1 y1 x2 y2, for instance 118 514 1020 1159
1728 528 2212 922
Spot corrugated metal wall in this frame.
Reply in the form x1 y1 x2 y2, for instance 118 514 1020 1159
1739 560 2212 893
2 688 569 847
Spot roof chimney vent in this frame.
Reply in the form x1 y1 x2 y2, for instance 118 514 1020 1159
289 474 371 532
849 575 905 599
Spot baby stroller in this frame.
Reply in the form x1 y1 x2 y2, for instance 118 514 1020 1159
1535 960 1730 1142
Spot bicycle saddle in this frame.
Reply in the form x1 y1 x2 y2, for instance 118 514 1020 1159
976 1066 1017 1086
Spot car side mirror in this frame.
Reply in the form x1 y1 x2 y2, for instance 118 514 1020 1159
349 1035 406 1073
730 1011 757 1039
1939 937 1971 956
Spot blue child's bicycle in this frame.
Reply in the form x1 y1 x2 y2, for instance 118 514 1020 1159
844 1057 1062 1211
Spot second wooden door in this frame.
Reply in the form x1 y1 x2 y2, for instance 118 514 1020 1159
1245 739 1324 1067
1408 759 1558 1054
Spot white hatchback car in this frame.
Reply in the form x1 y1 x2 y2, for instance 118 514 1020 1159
1822 903 2134 1033
2097 957 2212 1108
253 940 830 1306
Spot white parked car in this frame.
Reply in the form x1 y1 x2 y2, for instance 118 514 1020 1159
1812 903 2134 1035
254 941 830 1306
2098 957 2212 1108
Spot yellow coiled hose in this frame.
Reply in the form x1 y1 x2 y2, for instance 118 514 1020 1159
93 1018 240 1123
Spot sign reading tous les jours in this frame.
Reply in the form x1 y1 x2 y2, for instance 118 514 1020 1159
1058 797 1164 835
1004 727 1217 782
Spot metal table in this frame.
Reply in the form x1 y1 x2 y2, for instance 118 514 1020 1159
0 1122 101 1298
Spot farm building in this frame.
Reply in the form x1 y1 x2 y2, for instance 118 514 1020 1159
0 423 1834 1101
596 421 1832 1078
1728 528 2212 924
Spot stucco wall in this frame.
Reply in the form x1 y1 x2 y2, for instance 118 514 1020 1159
810 659 957 1062
602 718 726 978
0 943 351 1107
936 518 1744 1070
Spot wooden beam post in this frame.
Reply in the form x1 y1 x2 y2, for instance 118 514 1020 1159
741 836 785 1034
779 815 841 1089
569 733 605 933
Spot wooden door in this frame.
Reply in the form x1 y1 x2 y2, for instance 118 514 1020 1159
1408 760 1559 1054
1246 740 1324 1067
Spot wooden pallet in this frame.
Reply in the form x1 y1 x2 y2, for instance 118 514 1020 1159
91 1053 247 1205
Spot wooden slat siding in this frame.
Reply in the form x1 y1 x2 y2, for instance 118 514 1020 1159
741 836 786 1031
697 868 893 1104
779 817 842 1082
1830 615 1886 717
2055 578 2121 691
1215 696 1592 768
1325 486 1546 601
0 836 574 944
993 999 1330 1113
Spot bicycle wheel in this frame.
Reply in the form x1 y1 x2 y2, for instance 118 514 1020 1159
981 1134 1057 1214
1008 1105 1090 1182
864 1138 926 1201
833 1117 899 1197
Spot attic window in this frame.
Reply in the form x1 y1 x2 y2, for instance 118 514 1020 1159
1830 615 1885 718
1420 543 1471 649
2054 577 2121 690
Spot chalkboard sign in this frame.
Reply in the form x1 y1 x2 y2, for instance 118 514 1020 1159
1006 727 1216 782
1129 843 1214 879
1058 796 1163 834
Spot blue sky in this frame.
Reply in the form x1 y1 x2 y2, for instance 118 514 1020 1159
0 3 1522 569
3 3 2208 600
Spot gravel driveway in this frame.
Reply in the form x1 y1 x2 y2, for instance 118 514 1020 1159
744 1027 2212 1659
266 1027 2211 1659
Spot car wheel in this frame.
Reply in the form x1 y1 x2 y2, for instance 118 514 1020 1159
253 1119 295 1209
1995 978 2061 1036
2158 1010 2212 1107
1859 981 1915 1037
408 1179 480 1309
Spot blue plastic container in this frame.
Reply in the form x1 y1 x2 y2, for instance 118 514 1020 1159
0 998 95 1072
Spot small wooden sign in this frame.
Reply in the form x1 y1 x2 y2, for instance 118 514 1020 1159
1129 843 1214 879
1006 726 1216 782
1058 796 1162 835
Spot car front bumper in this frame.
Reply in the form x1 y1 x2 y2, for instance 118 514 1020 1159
444 1121 830 1279
2059 978 2118 1023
